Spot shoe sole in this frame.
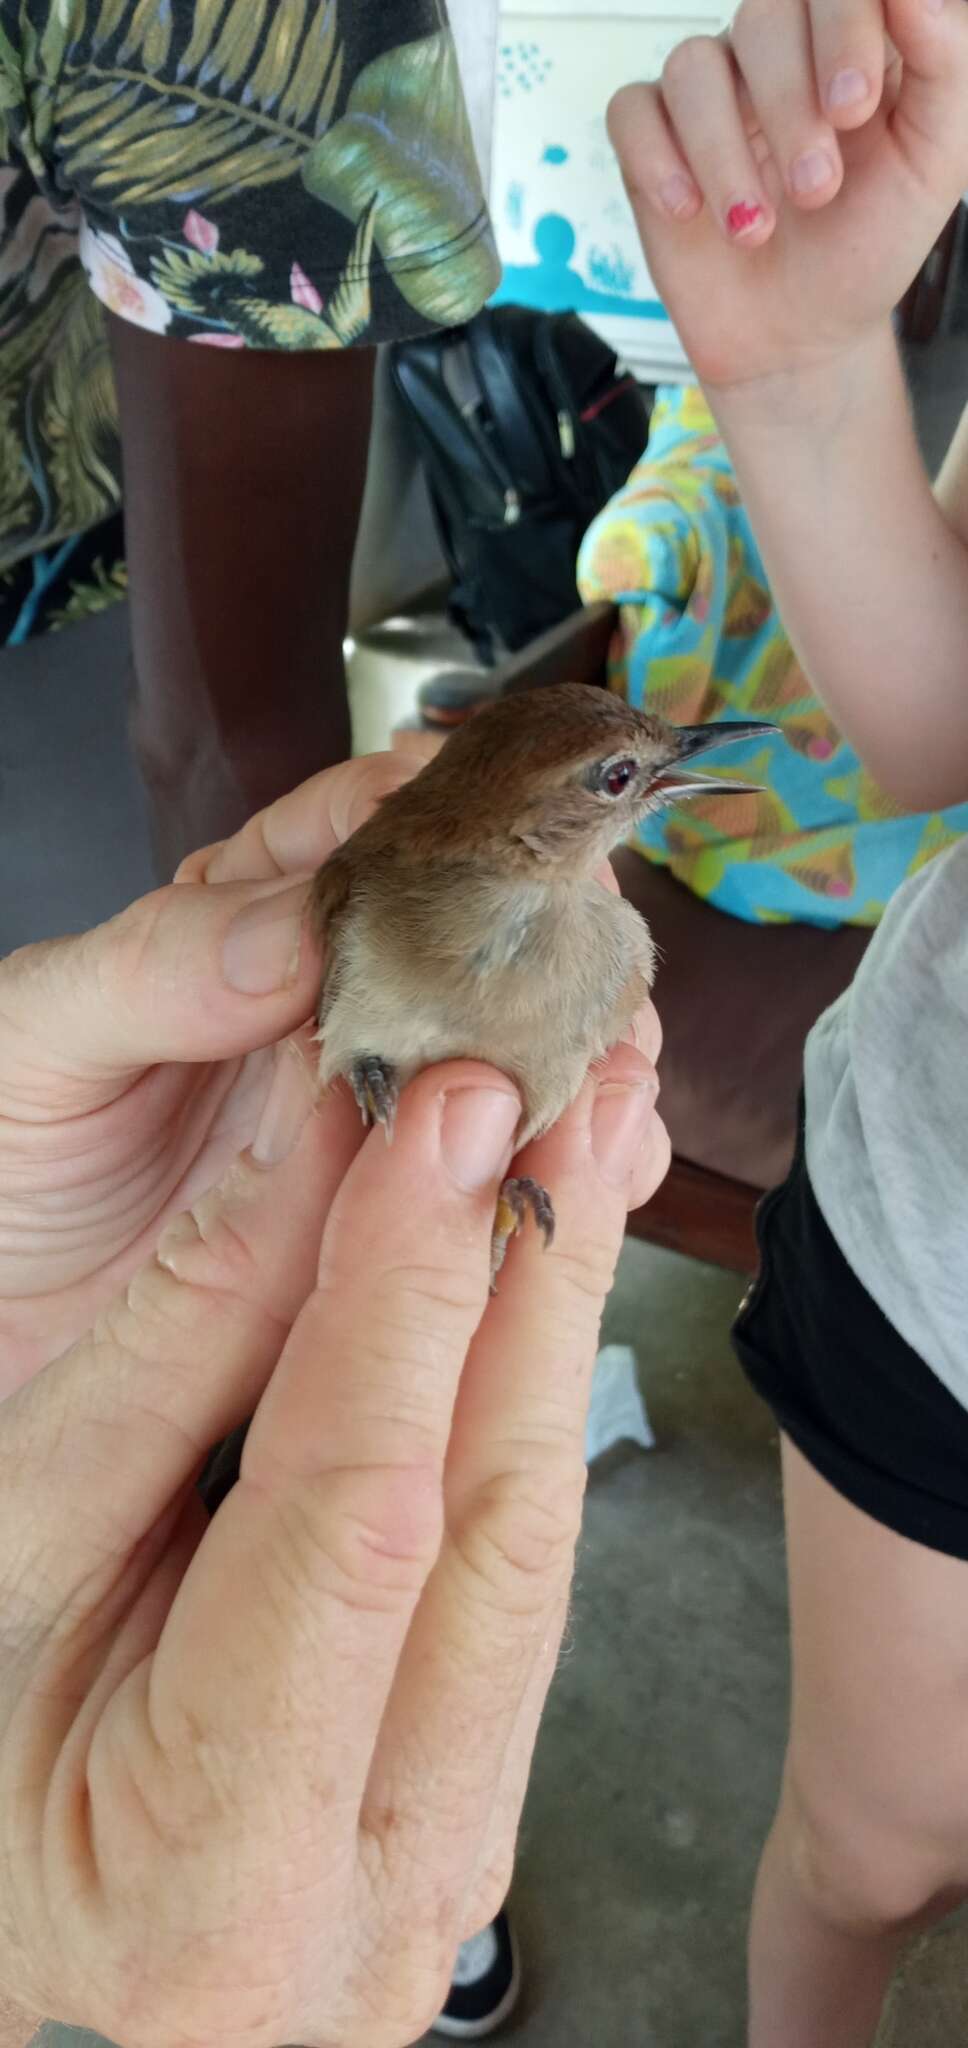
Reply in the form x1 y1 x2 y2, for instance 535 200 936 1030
429 1925 522 2040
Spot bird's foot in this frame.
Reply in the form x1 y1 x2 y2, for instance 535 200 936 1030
490 1176 556 1291
350 1055 399 1140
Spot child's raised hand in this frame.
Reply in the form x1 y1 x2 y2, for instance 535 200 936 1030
609 0 968 391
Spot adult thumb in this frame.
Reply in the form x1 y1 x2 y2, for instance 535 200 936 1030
0 871 322 1113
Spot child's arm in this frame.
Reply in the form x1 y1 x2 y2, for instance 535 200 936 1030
709 337 968 810
609 0 968 809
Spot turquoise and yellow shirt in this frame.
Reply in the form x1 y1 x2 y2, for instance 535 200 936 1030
579 386 968 929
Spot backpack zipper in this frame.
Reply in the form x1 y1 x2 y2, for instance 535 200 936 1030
535 321 590 500
445 337 527 524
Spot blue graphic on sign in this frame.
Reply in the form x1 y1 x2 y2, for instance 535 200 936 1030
491 214 666 321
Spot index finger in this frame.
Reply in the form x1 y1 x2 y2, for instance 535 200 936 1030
176 752 414 887
804 0 887 127
363 1045 664 1883
146 1061 522 1822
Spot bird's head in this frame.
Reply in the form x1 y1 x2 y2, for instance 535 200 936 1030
405 682 776 874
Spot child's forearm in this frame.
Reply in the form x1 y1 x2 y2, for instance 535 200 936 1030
709 324 968 811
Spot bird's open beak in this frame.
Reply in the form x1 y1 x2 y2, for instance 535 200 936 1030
650 719 780 803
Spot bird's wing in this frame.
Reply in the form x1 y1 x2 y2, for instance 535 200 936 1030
309 851 354 1028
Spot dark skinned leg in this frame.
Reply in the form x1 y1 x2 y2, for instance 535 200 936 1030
109 316 374 877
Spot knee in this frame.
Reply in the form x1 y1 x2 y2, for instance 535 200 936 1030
781 1770 968 1937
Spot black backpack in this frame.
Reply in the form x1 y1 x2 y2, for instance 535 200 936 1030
390 305 652 663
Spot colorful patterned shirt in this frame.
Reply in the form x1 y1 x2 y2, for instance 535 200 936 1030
0 0 499 637
578 385 968 929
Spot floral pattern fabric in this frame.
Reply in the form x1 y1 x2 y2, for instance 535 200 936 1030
577 385 968 929
0 0 499 637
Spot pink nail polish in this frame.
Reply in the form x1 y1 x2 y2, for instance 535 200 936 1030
726 200 764 238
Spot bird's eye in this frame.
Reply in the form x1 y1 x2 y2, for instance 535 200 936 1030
594 756 637 799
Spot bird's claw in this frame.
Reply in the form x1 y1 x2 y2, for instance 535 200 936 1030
350 1055 398 1140
489 1175 556 1291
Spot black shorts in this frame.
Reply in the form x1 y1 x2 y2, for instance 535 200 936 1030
732 1104 968 1560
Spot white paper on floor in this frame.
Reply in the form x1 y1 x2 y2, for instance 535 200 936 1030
584 1345 655 1464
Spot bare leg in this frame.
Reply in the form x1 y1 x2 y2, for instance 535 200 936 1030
750 1796 909 2047
749 1437 968 2048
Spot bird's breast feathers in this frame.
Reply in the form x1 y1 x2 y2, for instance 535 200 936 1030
316 871 653 1100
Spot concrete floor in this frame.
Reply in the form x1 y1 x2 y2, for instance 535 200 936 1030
5 278 968 2046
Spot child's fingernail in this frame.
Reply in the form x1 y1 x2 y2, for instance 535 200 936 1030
592 1080 655 1188
726 199 765 238
222 882 307 995
790 147 836 196
251 1046 313 1166
923 0 944 15
659 171 699 218
826 67 870 110
441 1085 520 1192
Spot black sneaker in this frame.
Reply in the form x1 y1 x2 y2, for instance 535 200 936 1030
430 1911 521 2039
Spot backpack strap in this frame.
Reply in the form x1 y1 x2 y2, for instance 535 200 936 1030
466 313 555 502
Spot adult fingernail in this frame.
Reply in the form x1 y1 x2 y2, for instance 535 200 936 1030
157 1209 199 1271
252 1045 314 1166
592 1080 655 1188
826 68 869 111
659 171 699 219
790 147 835 196
222 882 307 995
199 843 226 881
441 1085 520 1192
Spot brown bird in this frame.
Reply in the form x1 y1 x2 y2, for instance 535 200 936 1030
311 683 773 1279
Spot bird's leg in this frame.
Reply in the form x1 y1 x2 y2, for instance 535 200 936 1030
349 1055 399 1140
490 1176 556 1291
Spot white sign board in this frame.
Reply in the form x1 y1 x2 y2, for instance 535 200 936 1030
490 3 727 380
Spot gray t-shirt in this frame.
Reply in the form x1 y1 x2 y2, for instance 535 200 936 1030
805 837 968 1404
